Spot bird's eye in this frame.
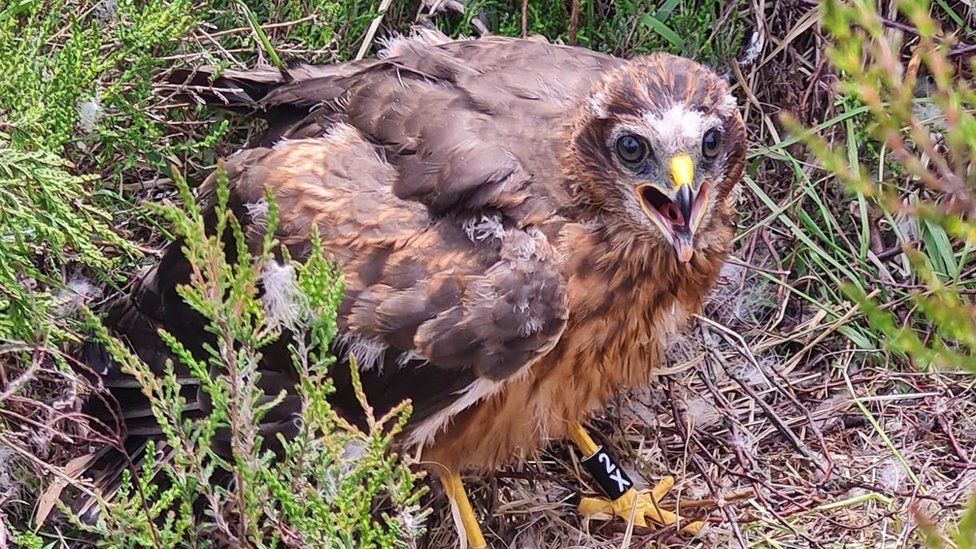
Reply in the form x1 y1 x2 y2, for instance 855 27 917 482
615 134 649 165
702 128 722 159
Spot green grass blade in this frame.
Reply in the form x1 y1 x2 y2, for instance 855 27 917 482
921 217 957 279
654 0 680 20
639 13 684 50
845 116 871 260
235 0 283 70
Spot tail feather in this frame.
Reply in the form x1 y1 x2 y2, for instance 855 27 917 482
70 439 173 523
73 284 302 522
162 61 376 146
164 59 375 111
72 279 206 519
165 65 288 109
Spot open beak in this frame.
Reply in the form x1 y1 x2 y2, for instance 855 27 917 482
635 153 710 264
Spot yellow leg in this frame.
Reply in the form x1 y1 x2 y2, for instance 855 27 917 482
568 422 704 535
439 471 487 549
568 420 600 456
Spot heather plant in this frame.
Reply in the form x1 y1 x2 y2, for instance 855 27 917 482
74 168 425 547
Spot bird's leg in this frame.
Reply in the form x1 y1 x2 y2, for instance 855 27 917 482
438 470 487 549
568 422 703 534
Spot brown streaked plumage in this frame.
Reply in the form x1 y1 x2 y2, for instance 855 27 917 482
87 29 745 498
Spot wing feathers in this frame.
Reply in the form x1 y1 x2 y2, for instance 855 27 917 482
110 126 567 430
106 35 596 440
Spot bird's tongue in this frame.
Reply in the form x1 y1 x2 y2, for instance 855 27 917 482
653 201 693 263
672 230 694 263
656 201 686 228
640 186 687 227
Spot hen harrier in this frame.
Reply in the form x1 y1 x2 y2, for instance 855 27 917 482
89 30 745 546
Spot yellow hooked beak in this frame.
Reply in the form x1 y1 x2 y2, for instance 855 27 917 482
636 153 709 263
636 153 710 264
669 154 697 263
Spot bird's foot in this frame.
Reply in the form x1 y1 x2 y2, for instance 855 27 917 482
578 476 704 534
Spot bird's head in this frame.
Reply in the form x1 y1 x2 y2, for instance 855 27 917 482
566 53 746 263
